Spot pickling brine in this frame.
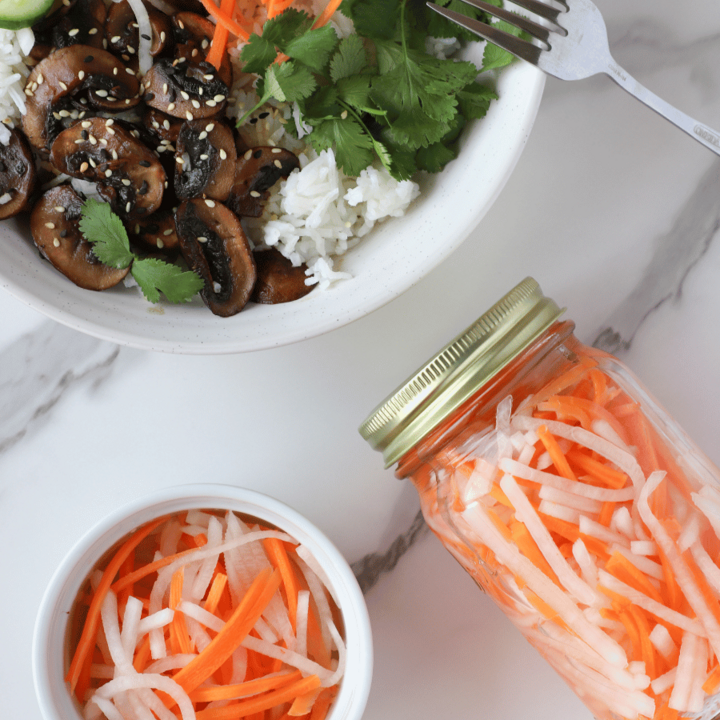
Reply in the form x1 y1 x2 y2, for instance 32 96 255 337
360 278 720 720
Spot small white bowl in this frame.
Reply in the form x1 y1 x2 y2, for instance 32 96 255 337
32 484 372 720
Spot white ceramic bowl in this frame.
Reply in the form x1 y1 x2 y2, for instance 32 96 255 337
1 61 544 354
32 484 372 720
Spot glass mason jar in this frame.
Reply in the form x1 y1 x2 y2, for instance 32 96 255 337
359 278 720 720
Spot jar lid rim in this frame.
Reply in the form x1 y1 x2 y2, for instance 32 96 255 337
358 277 565 467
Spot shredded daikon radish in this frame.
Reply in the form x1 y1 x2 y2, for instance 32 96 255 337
691 539 720 597
537 499 581 524
579 516 631 548
630 540 656 556
610 545 664 582
126 0 153 75
93 674 196 720
144 654 197 674
649 623 677 661
572 539 599 588
121 596 144 662
295 590 310 660
669 632 699 711
539 485 603 514
651 667 677 695
177 600 225 633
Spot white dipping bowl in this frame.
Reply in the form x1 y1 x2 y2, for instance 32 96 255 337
1 60 544 354
32 484 372 720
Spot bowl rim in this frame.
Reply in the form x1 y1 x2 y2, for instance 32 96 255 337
31 483 373 720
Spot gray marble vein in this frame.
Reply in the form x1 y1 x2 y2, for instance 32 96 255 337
594 159 720 353
0 321 119 457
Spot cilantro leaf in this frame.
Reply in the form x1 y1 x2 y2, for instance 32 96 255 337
307 116 375 177
337 75 385 117
421 0 496 41
457 81 497 120
330 34 368 83
415 141 458 173
265 61 316 103
283 24 339 73
263 8 313 45
238 33 277 75
482 19 523 70
340 0 400 41
131 257 205 304
79 198 134 269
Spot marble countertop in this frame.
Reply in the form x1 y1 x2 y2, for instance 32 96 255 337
3 0 720 717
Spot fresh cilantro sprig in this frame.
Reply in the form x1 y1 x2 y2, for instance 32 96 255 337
237 0 510 180
78 199 204 304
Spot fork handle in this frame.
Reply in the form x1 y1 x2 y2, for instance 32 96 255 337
604 59 720 157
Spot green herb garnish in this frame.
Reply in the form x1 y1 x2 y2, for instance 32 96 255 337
238 0 520 180
78 199 204 304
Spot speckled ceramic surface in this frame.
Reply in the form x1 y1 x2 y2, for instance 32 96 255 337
0 60 544 354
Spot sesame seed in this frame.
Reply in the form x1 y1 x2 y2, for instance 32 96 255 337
78 71 85 81
95 89 108 97
220 149 227 160
203 74 214 81
191 49 198 57
180 91 189 100
53 238 61 247
176 156 184 164
59 81 68 91
126 68 135 75
271 148 282 154
244 150 252 160
197 236 207 243
167 102 176 110
105 169 112 177
88 27 98 35
199 154 208 160
81 121 92 128
162 83 168 94
101 138 108 145
213 95 225 102
89 135 97 145
54 206 65 213
74 139 84 144
341 110 348 120
127 46 135 54
122 179 131 186
205 123 214 132
113 67 118 76
126 202 132 213
178 19 185 28
80 162 89 172
36 73 43 84
205 199 215 207
157 239 164 248
112 150 118 160
198 131 207 140
163 119 170 130
45 222 55 229
206 100 217 108
160 31 166 43
201 39 209 49
68 28 79 36
141 33 151 40
191 99 200 109
163 228 173 236
111 35 121 43
106 118 114 126
185 111 193 120
125 99 132 104
107 127 116 135
249 191 261 198
273 159 282 168
79 111 86 118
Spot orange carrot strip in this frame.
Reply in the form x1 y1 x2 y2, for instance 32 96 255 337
199 0 250 40
703 663 720 694
311 0 343 28
484 506 513 542
111 546 200 594
566 449 629 489
536 424 577 481
309 687 338 720
170 567 184 610
510 521 561 586
598 501 615 527
489 483 514 508
627 604 657 679
616 607 642 663
66 516 166 693
204 572 229 615
189 670 303 703
289 686 321 716
133 634 152 673
170 567 282 698
195 675 322 720
263 537 301 630
605 551 665 605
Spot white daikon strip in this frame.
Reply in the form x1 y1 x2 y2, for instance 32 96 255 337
677 512 701 553
137 607 174 637
126 0 153 75
145 654 197 674
539 485 603 514
185 510 213 528
121 596 143 662
93 674 196 720
96 622 113 665
128 690 157 720
536 451 552 470
651 667 676 695
296 545 337 607
323 620 346 688
87 695 125 720
496 395 512 435
137 688 178 720
190 516 223 601
687 636 709 713
573 539 599 588
159 519 183 558
611 546 665 582
597 570 705 635
461 502 627 667
610 506 634 539
253 616 279 644
627 661 646 676
101 591 131 673
649 623 677 661
579 516 631 548
583 607 623 632
185 616 212 653
181 525 208 537
630 540 657 556
240 635 335 686
691 492 720 539
590 419 630 451
537 500 581 524
295 554 333 650
500 474 597 606
690 540 720 597
511 416 645 492
499 458 635 502
639 471 720 659
295 590 310 660
229 645 248 684
177 600 224 633
517 444 534 466
669 632 699 711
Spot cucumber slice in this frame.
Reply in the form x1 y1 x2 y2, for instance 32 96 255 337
0 0 54 30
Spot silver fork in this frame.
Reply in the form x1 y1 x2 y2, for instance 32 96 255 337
428 0 720 157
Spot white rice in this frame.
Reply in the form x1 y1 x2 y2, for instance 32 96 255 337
0 27 34 145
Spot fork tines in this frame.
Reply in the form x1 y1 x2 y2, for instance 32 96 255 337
427 0 566 65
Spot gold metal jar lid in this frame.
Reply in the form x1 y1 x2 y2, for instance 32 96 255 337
359 277 565 467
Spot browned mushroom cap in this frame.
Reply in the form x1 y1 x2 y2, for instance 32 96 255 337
251 248 315 305
49 117 165 221
105 0 172 60
174 119 236 201
141 58 229 122
143 106 183 146
227 147 300 218
175 198 256 317
33 0 106 53
0 128 38 220
30 185 130 291
130 210 180 255
172 13 232 87
21 45 141 151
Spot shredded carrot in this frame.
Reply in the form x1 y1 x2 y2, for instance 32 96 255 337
199 0 250 42
189 669 303 703
311 0 344 29
204 571 229 615
264 537 301 630
536 424 577 481
205 0 239 70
